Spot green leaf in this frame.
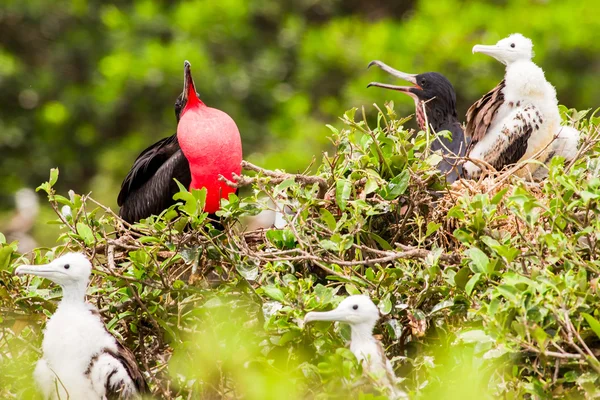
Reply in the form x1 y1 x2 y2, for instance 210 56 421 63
453 267 470 290
364 178 378 195
533 326 548 351
319 208 337 231
369 232 392 250
380 170 410 200
325 124 339 134
582 313 600 340
76 222 94 246
466 247 489 274
496 284 519 303
379 294 392 315
262 286 285 303
336 179 351 211
0 246 14 271
49 168 59 187
319 239 339 252
191 187 207 208
465 273 481 296
173 180 197 215
275 177 296 193
344 284 360 296
491 187 509 205
425 222 441 238
580 190 600 203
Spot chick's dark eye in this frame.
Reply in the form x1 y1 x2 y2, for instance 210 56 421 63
64 264 70 270
510 43 515 48
352 305 358 310
420 79 426 86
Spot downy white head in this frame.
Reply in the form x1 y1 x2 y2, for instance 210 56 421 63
472 33 534 65
15 252 92 303
304 295 380 330
304 295 407 398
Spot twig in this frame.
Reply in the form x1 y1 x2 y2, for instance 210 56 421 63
219 160 329 198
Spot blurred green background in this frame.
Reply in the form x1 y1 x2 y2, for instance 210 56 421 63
1 0 599 246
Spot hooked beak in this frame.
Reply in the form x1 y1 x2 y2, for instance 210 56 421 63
304 308 352 325
15 264 65 280
472 44 510 64
182 60 201 109
367 60 421 98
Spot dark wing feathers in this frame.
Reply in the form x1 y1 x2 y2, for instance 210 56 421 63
117 134 191 223
117 134 183 206
104 344 150 399
492 125 533 170
431 121 468 183
466 79 506 145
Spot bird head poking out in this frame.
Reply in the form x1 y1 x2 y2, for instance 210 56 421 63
367 60 458 131
472 33 534 65
304 295 380 329
15 253 92 294
174 60 203 122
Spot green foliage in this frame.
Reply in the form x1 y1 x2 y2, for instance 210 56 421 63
2 104 600 399
1 0 599 221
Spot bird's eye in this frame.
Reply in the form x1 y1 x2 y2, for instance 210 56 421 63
64 264 70 270
352 305 359 310
510 43 516 48
420 79 426 86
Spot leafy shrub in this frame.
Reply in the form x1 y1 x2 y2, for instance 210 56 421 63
1 105 599 399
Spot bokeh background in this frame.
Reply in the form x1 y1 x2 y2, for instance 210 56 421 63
1 0 599 246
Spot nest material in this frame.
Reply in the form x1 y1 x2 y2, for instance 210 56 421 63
430 174 547 248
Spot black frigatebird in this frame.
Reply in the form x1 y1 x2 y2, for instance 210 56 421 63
465 33 579 179
367 60 467 183
118 61 242 223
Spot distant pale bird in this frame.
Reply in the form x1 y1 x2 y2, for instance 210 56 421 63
304 295 408 398
2 188 39 253
465 33 580 179
15 253 148 399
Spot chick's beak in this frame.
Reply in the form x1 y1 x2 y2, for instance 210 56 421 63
304 308 352 325
367 60 422 96
15 264 63 279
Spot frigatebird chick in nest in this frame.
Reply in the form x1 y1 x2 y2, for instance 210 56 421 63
368 60 467 183
465 33 580 179
304 295 408 398
15 253 148 399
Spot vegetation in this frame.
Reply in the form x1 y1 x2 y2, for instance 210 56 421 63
2 103 600 399
1 0 599 217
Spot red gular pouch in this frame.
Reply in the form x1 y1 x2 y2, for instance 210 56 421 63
176 61 243 213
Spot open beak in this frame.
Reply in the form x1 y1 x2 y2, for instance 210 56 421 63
367 60 421 97
304 307 352 325
182 60 200 107
15 264 64 280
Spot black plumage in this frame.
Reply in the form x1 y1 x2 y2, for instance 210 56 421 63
368 60 467 183
117 135 190 223
117 72 193 223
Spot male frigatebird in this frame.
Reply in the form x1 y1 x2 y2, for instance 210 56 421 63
368 60 467 183
304 295 408 398
118 61 242 223
464 33 580 179
15 253 149 399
